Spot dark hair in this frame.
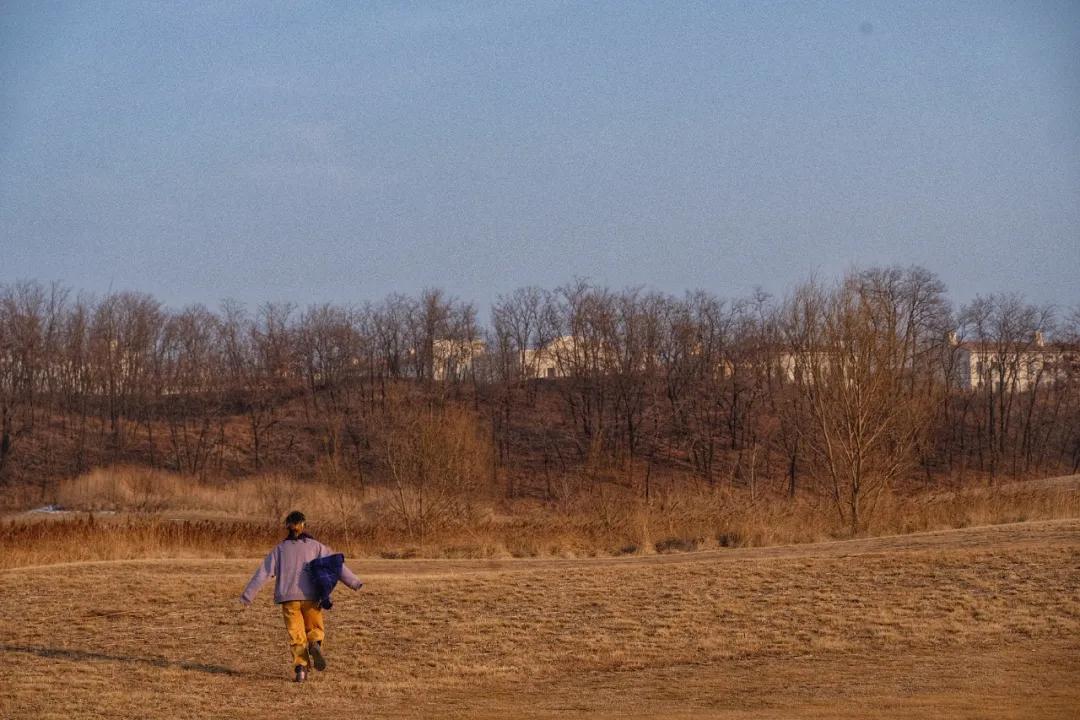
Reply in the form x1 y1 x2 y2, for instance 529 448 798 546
284 510 311 542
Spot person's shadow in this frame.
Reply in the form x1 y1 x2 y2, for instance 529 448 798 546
1 643 241 676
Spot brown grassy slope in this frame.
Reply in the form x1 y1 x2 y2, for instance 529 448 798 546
1 519 1078 719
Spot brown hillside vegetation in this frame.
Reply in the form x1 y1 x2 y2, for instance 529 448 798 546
3 274 1079 527
2 519 1078 719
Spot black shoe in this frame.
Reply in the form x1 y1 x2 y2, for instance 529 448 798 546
294 665 307 683
309 641 327 672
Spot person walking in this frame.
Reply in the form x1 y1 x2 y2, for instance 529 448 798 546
240 511 363 682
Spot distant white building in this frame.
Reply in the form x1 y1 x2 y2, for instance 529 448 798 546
522 335 576 379
521 335 640 379
776 349 835 385
432 338 486 381
951 331 1078 392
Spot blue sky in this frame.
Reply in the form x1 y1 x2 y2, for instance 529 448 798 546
1 1 1078 311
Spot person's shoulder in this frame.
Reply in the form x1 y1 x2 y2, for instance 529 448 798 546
308 538 341 558
274 538 303 555
297 535 328 554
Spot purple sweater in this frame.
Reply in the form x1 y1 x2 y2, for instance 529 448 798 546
241 536 363 605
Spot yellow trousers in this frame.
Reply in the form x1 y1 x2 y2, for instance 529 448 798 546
281 600 325 667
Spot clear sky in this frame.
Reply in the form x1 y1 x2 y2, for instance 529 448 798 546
2 1 1078 312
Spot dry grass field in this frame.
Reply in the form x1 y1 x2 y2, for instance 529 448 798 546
6 469 1080 572
2 518 1078 719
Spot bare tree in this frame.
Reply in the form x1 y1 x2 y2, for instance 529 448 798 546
784 272 934 535
161 305 224 475
219 301 295 470
959 294 1054 477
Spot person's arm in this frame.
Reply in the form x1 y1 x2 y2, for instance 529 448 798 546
316 541 362 590
339 562 363 591
240 547 278 605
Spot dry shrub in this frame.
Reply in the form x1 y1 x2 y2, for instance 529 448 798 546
0 512 401 570
495 476 835 557
381 404 494 540
869 480 1080 535
498 475 1080 557
0 481 52 511
0 514 277 569
641 480 834 549
57 466 186 512
55 466 368 526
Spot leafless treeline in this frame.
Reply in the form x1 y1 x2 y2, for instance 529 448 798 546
1 268 1078 528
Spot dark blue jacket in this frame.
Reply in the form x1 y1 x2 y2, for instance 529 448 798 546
308 553 359 609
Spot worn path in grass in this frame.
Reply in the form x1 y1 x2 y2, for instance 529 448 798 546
2 519 1078 719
